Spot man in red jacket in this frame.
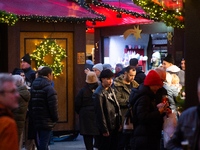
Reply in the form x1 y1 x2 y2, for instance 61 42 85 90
0 73 19 150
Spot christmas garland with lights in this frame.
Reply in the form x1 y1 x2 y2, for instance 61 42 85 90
30 39 67 77
91 1 157 21
132 0 184 28
0 10 18 25
17 0 106 23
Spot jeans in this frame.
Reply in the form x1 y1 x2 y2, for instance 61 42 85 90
38 130 52 150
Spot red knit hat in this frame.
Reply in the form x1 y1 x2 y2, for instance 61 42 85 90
144 70 162 86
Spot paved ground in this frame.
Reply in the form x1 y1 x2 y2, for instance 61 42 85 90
50 134 86 150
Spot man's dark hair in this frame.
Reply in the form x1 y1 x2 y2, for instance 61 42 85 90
99 69 114 81
125 66 136 73
129 58 138 66
38 67 52 77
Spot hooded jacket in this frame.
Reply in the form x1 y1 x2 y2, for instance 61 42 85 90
129 84 164 150
166 65 185 86
30 76 59 130
12 85 30 140
0 104 18 150
114 74 139 123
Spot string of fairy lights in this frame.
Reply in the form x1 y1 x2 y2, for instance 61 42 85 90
0 0 184 28
0 10 18 25
91 1 158 21
30 39 67 77
132 0 184 28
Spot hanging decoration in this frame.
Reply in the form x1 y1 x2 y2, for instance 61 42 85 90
123 25 142 41
17 0 106 24
167 32 173 45
30 39 67 77
132 0 184 28
91 1 156 21
0 10 18 25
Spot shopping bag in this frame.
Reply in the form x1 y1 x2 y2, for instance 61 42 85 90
123 107 134 134
163 112 177 148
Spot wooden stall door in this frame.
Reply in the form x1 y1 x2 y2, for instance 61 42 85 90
20 32 74 131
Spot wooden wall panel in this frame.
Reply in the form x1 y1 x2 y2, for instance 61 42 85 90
20 32 74 131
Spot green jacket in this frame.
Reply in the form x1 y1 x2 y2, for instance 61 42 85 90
12 85 30 140
114 75 139 124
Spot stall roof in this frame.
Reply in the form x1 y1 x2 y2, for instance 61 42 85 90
86 1 154 27
0 0 104 22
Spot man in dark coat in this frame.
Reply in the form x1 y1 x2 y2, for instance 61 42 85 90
114 66 139 150
129 58 146 84
93 69 122 150
21 53 35 89
21 53 36 150
166 77 200 150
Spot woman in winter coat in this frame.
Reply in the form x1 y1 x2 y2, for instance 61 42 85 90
12 75 30 148
75 71 99 150
129 70 169 150
30 67 59 150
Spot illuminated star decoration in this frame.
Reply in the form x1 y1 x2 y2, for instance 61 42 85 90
167 32 173 45
123 25 142 41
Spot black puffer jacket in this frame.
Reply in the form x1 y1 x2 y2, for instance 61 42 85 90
93 85 122 133
129 84 164 150
31 76 59 131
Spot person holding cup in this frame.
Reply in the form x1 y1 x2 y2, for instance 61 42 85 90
129 70 169 150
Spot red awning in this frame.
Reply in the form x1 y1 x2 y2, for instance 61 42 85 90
86 1 154 27
0 0 101 19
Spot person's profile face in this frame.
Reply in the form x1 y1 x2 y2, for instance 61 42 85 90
162 61 171 70
21 61 30 70
181 60 185 71
0 82 19 110
20 72 25 81
126 69 136 83
93 68 101 76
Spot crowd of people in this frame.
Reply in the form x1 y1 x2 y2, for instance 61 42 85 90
0 53 59 150
1 52 200 150
75 54 200 150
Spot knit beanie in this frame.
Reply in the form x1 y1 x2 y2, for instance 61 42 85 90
21 53 31 65
103 64 112 70
93 63 103 72
86 71 98 83
129 58 138 66
163 54 174 64
144 70 162 86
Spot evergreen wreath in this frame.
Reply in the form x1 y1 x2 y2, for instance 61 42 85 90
30 39 67 77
